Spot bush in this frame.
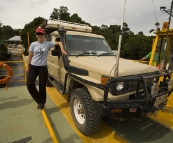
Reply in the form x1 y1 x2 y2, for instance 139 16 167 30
0 44 8 59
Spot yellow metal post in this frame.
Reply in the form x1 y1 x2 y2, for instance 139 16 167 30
149 35 159 66
22 54 27 84
41 109 59 143
27 32 30 50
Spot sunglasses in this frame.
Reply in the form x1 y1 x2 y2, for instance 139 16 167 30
36 32 44 35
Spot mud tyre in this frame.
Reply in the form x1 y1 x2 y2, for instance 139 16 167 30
70 87 102 135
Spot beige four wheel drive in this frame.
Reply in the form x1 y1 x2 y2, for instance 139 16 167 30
43 20 173 135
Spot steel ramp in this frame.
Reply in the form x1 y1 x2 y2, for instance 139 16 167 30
103 117 173 143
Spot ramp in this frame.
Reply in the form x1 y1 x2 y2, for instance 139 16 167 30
104 117 173 143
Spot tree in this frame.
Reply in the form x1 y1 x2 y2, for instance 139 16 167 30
92 26 102 35
21 17 45 55
122 35 153 59
49 6 70 21
137 31 144 35
92 23 133 51
0 6 155 60
0 21 2 27
0 21 3 42
1 25 15 40
0 21 21 43
70 13 82 23
91 21 153 59
50 8 59 20
108 25 120 50
0 44 7 59
59 6 70 21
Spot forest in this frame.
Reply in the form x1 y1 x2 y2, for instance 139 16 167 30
0 6 155 60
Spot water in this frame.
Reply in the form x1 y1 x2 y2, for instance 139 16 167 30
0 48 26 87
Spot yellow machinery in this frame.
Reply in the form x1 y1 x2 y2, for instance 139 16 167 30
149 22 173 108
147 22 173 128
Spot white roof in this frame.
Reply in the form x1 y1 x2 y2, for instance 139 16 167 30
8 36 22 41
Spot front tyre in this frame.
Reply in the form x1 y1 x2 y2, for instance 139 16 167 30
70 87 101 135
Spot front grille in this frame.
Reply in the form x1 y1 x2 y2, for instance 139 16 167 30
109 72 167 97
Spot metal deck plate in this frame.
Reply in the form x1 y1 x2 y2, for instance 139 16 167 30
103 117 173 143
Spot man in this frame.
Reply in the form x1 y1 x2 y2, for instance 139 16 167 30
139 47 160 66
26 28 67 109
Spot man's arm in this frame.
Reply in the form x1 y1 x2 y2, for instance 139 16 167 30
55 42 67 55
139 52 151 62
139 56 147 62
25 51 33 74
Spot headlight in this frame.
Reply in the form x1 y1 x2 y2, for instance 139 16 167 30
150 83 159 97
109 81 129 95
166 79 173 92
116 82 124 91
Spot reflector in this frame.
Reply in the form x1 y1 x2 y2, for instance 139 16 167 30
129 108 137 112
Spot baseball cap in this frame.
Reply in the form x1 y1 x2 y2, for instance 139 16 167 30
36 28 45 34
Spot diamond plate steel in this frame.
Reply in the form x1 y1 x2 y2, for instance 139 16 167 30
103 117 173 143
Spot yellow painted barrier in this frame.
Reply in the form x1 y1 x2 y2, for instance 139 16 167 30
1 61 24 63
41 109 59 143
47 87 127 143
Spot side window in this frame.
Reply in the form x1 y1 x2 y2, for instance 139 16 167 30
46 35 52 41
56 37 60 42
55 37 62 55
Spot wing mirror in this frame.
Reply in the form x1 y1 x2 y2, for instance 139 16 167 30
51 50 61 59
51 50 59 56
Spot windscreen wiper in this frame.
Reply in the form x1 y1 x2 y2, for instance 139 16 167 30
77 52 97 56
98 52 114 56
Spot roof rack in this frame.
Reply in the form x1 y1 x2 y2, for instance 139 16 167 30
45 19 92 33
51 19 90 27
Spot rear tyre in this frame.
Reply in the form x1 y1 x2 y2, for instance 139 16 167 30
70 87 102 135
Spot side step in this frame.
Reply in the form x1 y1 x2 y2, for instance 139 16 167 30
47 77 63 94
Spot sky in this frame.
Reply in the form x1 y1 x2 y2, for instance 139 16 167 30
0 0 173 36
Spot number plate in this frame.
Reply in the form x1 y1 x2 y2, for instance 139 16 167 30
154 94 168 107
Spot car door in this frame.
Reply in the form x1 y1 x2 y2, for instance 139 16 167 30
47 34 65 85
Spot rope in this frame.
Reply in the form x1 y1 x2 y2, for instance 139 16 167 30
152 0 158 23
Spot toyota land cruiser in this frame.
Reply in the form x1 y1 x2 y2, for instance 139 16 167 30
42 20 173 135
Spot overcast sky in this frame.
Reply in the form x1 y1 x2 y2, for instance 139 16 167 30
0 0 173 36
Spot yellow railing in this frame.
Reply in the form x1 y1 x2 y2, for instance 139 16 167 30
22 54 27 84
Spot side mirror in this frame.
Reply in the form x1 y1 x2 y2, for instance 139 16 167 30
51 50 60 57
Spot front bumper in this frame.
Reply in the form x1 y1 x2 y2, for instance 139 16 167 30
67 72 171 118
93 93 168 118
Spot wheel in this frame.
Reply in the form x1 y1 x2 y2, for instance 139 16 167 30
46 78 53 87
70 87 102 135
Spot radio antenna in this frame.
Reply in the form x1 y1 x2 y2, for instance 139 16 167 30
152 0 160 30
114 0 126 77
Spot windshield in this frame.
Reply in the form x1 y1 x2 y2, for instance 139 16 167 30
66 35 113 56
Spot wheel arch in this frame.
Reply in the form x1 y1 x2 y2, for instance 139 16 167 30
67 76 103 102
